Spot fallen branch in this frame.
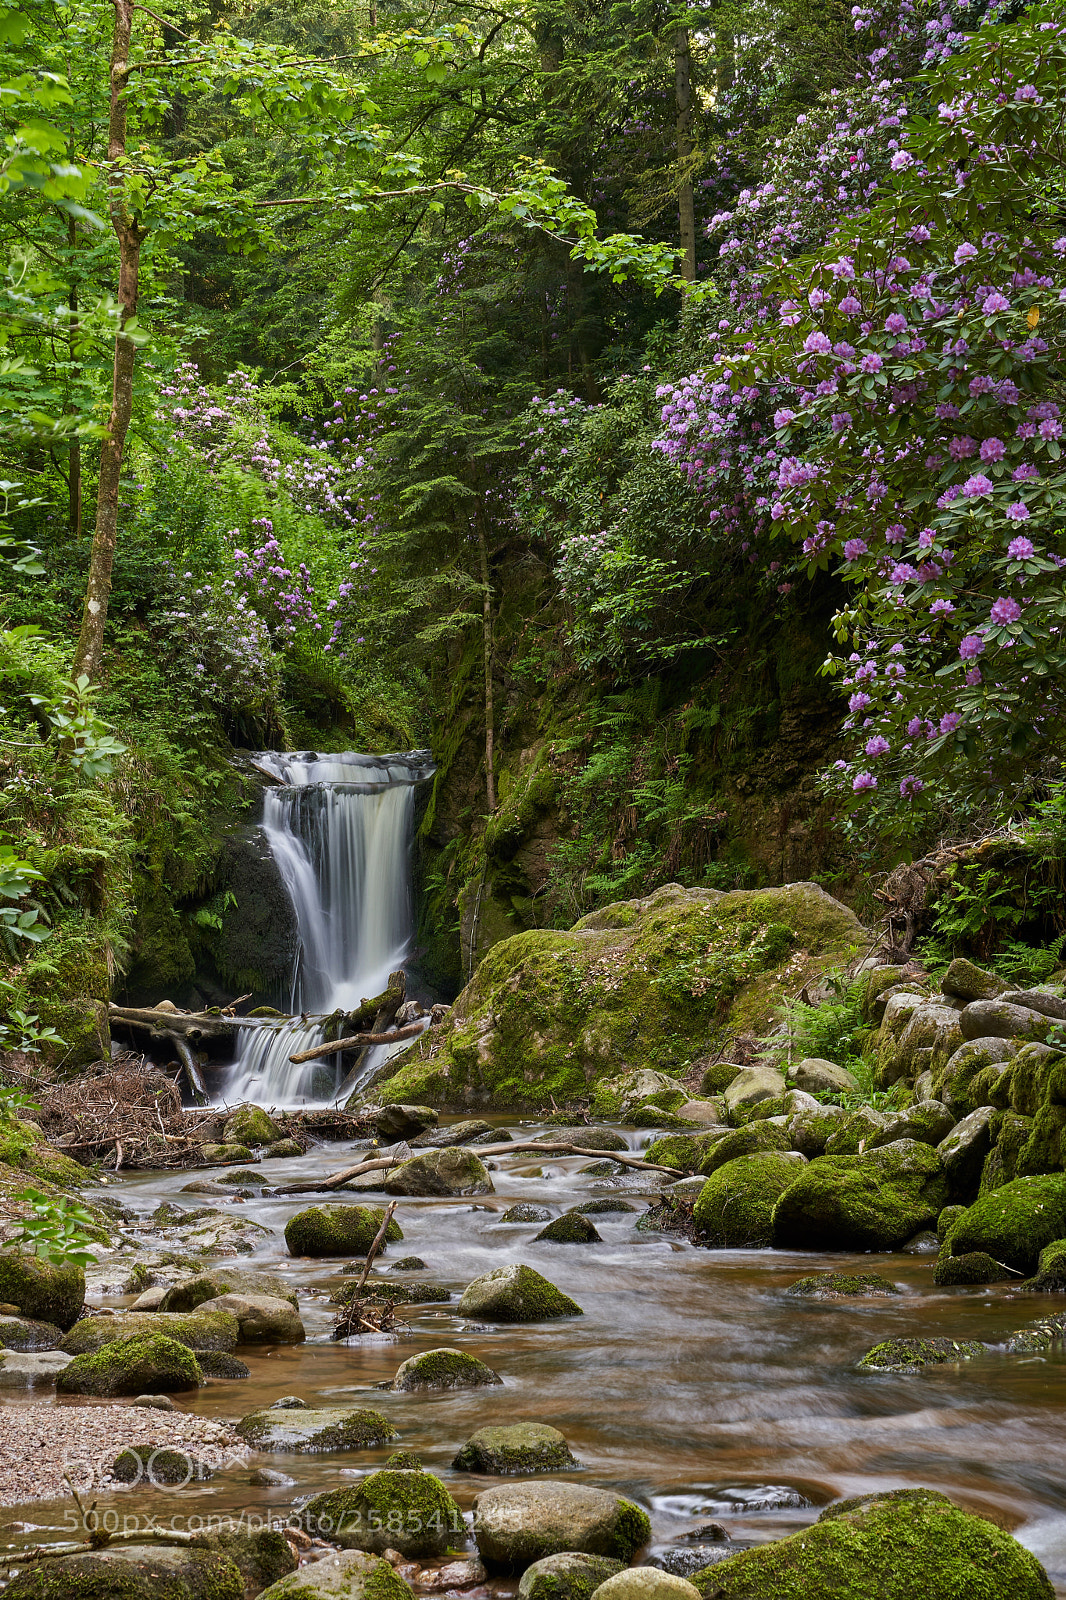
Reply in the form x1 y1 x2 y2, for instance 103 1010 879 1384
273 1155 404 1196
289 1022 423 1064
355 1201 397 1293
274 1140 674 1194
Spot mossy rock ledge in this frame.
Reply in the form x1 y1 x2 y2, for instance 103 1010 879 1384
256 1549 415 1600
301 1469 463 1557
457 1264 582 1321
57 1333 204 1397
370 883 865 1114
689 1488 1053 1599
285 1205 403 1258
391 1346 502 1391
454 1423 578 1474
2 1544 247 1600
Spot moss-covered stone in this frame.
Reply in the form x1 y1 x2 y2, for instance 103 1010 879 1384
822 1106 887 1156
236 1406 396 1453
933 1251 1011 1285
784 1272 900 1298
264 1138 304 1159
370 884 865 1114
771 1141 949 1252
198 1143 253 1166
192 1529 296 1596
690 1488 1053 1599
869 1101 956 1150
570 1198 637 1215
979 1111 1032 1193
942 1173 1066 1274
1020 1236 1066 1291
59 1309 239 1356
302 1469 463 1557
934 1039 1014 1113
454 1423 577 1475
857 1337 987 1372
518 1554 624 1600
0 1314 62 1351
284 1205 403 1258
534 1214 602 1243
693 1152 807 1248
699 1122 790 1177
256 1549 414 1600
474 1482 652 1570
382 1148 494 1196
112 1445 214 1485
57 1332 204 1396
537 1128 628 1152
941 959 1008 1003
331 1279 450 1307
391 1346 502 1391
699 1062 743 1096
0 1255 84 1331
458 1263 583 1321
2 1545 246 1600
159 1270 298 1313
223 1105 281 1148
500 1204 554 1223
644 1134 721 1172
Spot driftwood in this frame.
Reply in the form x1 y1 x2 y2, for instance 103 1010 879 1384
273 1155 403 1196
334 969 407 1102
289 1022 422 1064
108 1004 244 1042
331 1201 401 1340
167 1034 208 1100
273 1139 674 1195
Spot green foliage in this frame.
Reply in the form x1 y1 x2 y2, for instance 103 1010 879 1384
5 1185 98 1267
774 972 874 1077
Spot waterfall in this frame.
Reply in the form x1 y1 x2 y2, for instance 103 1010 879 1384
221 749 433 1108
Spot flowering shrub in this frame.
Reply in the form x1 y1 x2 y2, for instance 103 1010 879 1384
160 582 282 739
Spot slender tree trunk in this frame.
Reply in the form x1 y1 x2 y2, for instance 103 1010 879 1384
67 216 81 538
476 509 495 813
675 27 696 288
73 0 145 680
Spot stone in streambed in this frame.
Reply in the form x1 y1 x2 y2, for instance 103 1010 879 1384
693 1152 807 1248
57 1332 204 1396
59 1308 239 1356
535 1214 602 1243
571 1199 637 1215
391 1347 502 1391
869 1100 956 1150
236 1406 395 1452
223 1104 281 1147
937 1106 995 1196
699 1122 790 1177
822 1104 887 1155
180 1179 230 1196
160 1268 299 1312
785 1102 847 1159
784 1271 900 1299
474 1482 651 1570
722 1067 786 1118
687 1488 1053 1599
933 1251 1010 1285
0 1349 72 1387
454 1423 577 1474
2 1545 245 1600
0 1255 83 1331
940 1173 1066 1274
375 1104 439 1142
413 1119 493 1147
197 1142 253 1166
501 1204 555 1224
215 1168 265 1186
458 1264 582 1321
1020 1237 1066 1291
592 1572 701 1600
112 1445 214 1484
264 1138 303 1159
383 1148 494 1196
536 1129 628 1152
257 1549 414 1600
0 1314 62 1351
196 1292 304 1343
770 1140 949 1252
302 1468 463 1557
857 1337 986 1372
193 1528 297 1596
392 1256 427 1269
250 1467 295 1486
285 1205 403 1258
519 1554 624 1600
198 1350 251 1378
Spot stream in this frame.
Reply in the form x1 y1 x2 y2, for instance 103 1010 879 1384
4 1123 1066 1593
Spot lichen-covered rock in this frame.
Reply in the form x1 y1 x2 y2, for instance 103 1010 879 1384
699 1122 790 1177
941 959 1008 1003
391 1346 502 1391
519 1554 624 1600
723 1067 787 1120
236 1406 395 1452
675 1100 721 1127
693 1152 807 1248
822 1105 887 1156
159 1269 299 1313
57 1332 204 1396
961 999 1052 1043
196 1293 305 1343
941 1173 1066 1273
689 1488 1053 1599
784 1271 900 1298
2 1545 245 1600
382 1148 494 1196
370 884 865 1113
877 1002 962 1089
0 1314 62 1351
302 1469 463 1557
0 1255 83 1331
0 1349 72 1387
223 1104 281 1147
935 1038 1015 1114
788 1058 858 1094
869 1101 956 1150
59 1309 239 1356
933 1251 1011 1285
785 1102 847 1158
198 1142 253 1165
534 1214 602 1243
857 1337 987 1372
771 1140 949 1252
454 1423 577 1474
458 1263 582 1321
500 1204 555 1223
257 1548 415 1600
474 1482 652 1570
285 1205 403 1258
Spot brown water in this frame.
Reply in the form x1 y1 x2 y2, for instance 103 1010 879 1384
4 1119 1066 1591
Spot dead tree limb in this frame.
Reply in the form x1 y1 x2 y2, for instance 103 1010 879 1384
273 1141 674 1194
289 1022 423 1064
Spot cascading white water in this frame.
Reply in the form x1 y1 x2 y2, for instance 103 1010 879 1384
221 750 433 1108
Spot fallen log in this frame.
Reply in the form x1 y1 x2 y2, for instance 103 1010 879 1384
273 1155 403 1196
272 1140 674 1195
333 970 407 1102
167 1034 208 1100
289 1022 423 1064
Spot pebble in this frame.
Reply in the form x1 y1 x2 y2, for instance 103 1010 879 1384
131 1394 176 1410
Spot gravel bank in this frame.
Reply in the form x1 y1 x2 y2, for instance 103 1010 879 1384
0 1404 244 1505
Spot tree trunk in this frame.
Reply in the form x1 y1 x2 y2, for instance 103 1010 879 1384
675 27 696 288
67 216 82 539
73 0 145 681
477 509 496 813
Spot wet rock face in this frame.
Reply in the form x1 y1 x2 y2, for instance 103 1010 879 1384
940 1173 1066 1274
474 1482 653 1570
382 1147 495 1197
518 1553 625 1600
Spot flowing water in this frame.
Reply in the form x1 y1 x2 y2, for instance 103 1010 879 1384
222 751 434 1108
4 1127 1066 1592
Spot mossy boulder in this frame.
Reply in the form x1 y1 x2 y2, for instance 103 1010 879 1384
223 1105 281 1148
535 1214 602 1243
693 1152 807 1248
458 1263 582 1321
454 1423 577 1474
112 1446 214 1485
785 1102 848 1158
474 1482 652 1570
198 1143 253 1165
941 1173 1066 1274
2 1545 246 1600
236 1406 396 1453
689 1488 1053 1599
942 959 1008 1003
571 1198 637 1215
197 1292 304 1343
256 1549 415 1600
937 1106 996 1198
59 1309 239 1356
857 1337 987 1372
822 1105 887 1155
933 1251 1011 1285
264 1138 304 1159
371 884 865 1113
391 1346 502 1391
784 1272 900 1298
722 1067 787 1120
1021 1236 1066 1291
414 1118 494 1147
0 1254 84 1331
934 1038 1014 1113
519 1554 624 1600
192 1528 297 1597
869 1101 956 1150
501 1204 555 1223
699 1122 790 1177
700 1061 743 1096
771 1140 949 1252
57 1332 204 1396
593 1574 700 1600
0 1314 62 1351
537 1128 629 1152
159 1269 299 1313
302 1469 463 1557
382 1148 494 1196
285 1205 403 1258
645 1134 721 1173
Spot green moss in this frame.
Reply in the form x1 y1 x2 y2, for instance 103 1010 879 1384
235 1406 396 1452
332 1279 450 1307
254 1549 414 1600
1 1546 246 1600
771 1142 950 1252
59 1309 239 1356
937 1204 967 1243
1005 1309 1066 1353
303 1470 463 1558
700 1121 790 1176
933 1251 1010 1285
570 1198 637 1215
0 1254 84 1330
191 1529 296 1594
970 1062 1015 1111
700 1061 743 1095
518 1555 625 1600
857 1337 987 1372
284 1205 403 1258
223 1105 281 1147
534 1213 601 1243
57 1332 204 1396
979 1112 1033 1194
391 1346 502 1391
784 1272 900 1298
693 1152 805 1247
457 1263 583 1321
943 1173 1066 1273
453 1423 576 1475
